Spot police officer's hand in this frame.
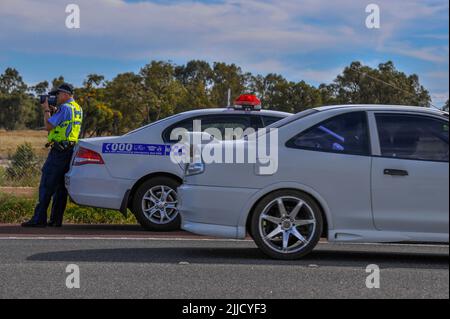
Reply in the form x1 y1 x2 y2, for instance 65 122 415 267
41 97 50 112
41 98 56 113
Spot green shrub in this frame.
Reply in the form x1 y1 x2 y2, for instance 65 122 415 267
0 194 137 224
4 143 42 187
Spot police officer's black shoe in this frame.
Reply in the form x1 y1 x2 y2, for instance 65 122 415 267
21 220 47 228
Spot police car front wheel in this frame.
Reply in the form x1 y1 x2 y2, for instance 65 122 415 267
132 177 181 231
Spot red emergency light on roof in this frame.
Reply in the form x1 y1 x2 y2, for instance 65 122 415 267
233 94 261 110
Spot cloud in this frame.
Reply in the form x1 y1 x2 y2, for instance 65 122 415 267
0 0 446 62
386 44 449 64
0 0 344 60
292 67 345 84
427 71 450 80
0 0 448 105
430 92 449 106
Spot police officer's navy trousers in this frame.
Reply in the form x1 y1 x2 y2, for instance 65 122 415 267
31 147 74 224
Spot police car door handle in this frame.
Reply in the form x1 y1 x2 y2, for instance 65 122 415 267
384 169 409 177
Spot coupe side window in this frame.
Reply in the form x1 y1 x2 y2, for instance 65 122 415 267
287 111 370 156
376 114 449 162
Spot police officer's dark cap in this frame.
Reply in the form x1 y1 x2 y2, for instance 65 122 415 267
50 83 74 95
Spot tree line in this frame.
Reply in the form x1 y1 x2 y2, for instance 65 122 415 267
0 60 446 136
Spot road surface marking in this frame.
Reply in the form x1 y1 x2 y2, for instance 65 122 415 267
0 236 448 248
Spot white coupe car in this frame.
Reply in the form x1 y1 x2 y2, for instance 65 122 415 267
178 105 449 259
65 98 291 231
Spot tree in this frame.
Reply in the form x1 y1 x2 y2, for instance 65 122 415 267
210 62 246 106
175 60 213 112
443 100 449 112
31 81 49 95
328 61 431 107
0 59 439 134
0 68 35 130
85 102 121 137
27 81 50 129
139 61 185 124
84 74 105 89
76 74 122 137
252 73 292 112
105 72 145 133
51 76 65 90
0 68 27 94
175 60 212 86
318 83 337 106
289 81 323 112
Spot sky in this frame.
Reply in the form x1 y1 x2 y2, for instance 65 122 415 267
0 0 448 107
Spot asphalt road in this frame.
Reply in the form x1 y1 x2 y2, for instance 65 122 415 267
0 235 448 299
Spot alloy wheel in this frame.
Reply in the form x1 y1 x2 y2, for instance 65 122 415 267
141 185 178 225
258 196 317 254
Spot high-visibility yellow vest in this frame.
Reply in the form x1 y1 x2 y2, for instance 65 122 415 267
48 100 83 143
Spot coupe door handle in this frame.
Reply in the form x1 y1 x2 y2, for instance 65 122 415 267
384 169 409 176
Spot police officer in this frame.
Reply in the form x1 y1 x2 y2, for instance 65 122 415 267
22 83 83 227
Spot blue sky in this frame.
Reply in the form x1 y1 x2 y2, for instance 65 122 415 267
0 0 448 106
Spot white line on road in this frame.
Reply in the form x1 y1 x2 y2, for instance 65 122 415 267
0 236 448 248
0 236 253 242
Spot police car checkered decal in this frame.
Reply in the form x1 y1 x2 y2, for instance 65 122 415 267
102 143 171 156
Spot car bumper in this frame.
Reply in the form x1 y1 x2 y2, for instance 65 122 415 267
65 165 133 210
178 184 258 239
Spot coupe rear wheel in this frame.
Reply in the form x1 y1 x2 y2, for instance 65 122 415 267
251 190 323 260
132 177 181 231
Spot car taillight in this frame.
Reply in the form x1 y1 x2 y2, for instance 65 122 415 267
73 147 105 166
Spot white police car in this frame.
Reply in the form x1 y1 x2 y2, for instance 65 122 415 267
65 95 291 230
179 105 449 259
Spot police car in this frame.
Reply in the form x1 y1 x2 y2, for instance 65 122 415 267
179 105 449 259
65 95 291 230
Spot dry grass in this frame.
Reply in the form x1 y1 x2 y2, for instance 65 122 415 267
0 130 49 159
0 187 36 198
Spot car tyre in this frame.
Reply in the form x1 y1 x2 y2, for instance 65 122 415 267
251 190 323 260
132 177 181 231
